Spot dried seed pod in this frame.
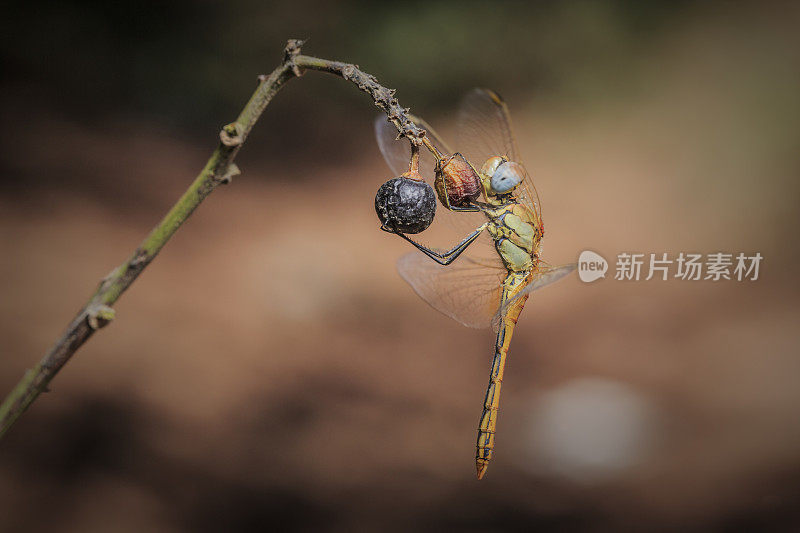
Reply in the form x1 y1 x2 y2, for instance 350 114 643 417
375 175 436 234
434 153 482 208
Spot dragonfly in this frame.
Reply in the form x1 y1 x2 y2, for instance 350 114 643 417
375 89 576 479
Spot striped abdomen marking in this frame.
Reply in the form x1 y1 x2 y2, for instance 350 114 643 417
475 272 530 480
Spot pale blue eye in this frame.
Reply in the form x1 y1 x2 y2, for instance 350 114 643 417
491 161 524 193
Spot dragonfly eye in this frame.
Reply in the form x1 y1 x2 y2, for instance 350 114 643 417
490 161 524 193
480 156 506 178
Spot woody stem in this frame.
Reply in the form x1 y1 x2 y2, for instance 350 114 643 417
0 39 435 439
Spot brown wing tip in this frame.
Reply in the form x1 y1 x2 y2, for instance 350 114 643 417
486 89 505 106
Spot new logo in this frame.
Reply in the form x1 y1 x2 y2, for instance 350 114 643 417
578 251 608 283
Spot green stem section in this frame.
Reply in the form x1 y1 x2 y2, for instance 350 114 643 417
0 39 430 439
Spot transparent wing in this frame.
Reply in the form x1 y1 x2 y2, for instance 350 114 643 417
397 251 507 329
410 114 454 156
374 115 449 180
457 88 542 226
457 88 519 165
491 263 577 329
512 163 543 230
375 114 496 261
374 116 411 177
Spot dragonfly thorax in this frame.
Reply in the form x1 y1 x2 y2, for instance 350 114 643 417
484 202 542 272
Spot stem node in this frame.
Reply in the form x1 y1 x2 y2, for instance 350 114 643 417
219 122 243 146
87 304 116 330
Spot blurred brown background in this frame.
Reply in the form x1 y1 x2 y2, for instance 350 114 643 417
2 1 799 531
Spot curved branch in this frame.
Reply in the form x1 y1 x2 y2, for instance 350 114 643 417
0 39 432 439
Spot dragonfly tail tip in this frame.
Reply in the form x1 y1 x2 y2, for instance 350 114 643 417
476 460 488 480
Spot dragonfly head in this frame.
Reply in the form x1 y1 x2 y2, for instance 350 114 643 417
480 156 524 197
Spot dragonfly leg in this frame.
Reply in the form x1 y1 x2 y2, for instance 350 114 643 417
447 204 481 212
381 223 487 265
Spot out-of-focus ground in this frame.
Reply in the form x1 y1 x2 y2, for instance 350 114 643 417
2 2 799 531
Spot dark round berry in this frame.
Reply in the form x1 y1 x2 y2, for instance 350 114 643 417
375 177 436 234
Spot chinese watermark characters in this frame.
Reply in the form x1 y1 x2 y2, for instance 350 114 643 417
612 252 762 281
